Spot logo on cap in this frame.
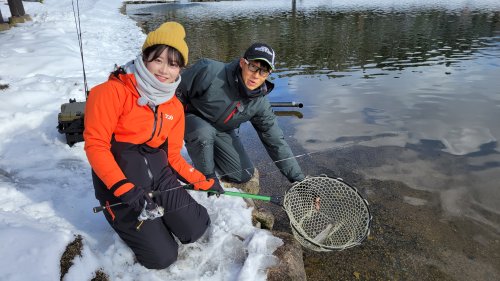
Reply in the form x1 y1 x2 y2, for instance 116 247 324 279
255 46 273 56
244 43 276 70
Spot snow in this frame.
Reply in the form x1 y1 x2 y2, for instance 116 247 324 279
0 0 283 280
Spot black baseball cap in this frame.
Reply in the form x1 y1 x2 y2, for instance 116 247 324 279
243 43 276 70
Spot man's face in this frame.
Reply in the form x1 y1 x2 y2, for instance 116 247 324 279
239 58 270 90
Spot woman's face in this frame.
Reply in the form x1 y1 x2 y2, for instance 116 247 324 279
145 49 181 84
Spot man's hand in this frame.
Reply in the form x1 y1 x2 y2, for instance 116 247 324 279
207 178 225 198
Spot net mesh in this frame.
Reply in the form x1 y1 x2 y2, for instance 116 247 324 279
283 176 371 251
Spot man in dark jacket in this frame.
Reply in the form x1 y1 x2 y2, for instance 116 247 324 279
177 43 305 188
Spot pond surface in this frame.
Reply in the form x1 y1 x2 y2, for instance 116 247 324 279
127 1 500 279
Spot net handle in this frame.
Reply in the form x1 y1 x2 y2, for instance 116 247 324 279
183 186 283 205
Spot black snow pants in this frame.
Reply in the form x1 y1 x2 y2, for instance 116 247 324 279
92 142 210 269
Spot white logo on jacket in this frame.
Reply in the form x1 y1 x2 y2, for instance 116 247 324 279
165 114 174 120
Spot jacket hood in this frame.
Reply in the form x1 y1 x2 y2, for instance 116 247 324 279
108 67 141 99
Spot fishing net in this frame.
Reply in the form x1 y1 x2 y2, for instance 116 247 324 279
283 176 371 251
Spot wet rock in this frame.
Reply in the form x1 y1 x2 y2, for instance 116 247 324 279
268 231 307 281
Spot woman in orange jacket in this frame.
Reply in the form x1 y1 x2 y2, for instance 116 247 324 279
84 22 223 269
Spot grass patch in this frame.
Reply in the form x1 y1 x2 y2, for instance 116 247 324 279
60 235 83 281
91 270 109 281
59 235 110 281
0 84 8 90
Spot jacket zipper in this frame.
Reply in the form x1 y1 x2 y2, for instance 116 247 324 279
157 111 164 137
138 147 155 186
224 102 241 123
145 105 158 143
139 106 158 189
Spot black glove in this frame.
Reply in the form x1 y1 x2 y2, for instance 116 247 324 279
207 178 225 198
119 185 155 212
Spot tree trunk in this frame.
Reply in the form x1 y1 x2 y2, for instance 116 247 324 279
7 0 26 17
0 8 4 24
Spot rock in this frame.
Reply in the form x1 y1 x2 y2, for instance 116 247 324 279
268 231 307 281
252 207 275 230
9 16 25 25
0 24 10 32
8 15 31 25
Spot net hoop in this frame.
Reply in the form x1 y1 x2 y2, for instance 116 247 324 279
283 175 371 251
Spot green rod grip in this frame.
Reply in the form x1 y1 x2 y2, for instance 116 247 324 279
183 184 283 205
222 191 272 201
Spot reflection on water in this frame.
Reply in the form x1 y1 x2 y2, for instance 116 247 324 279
129 0 500 74
127 0 500 235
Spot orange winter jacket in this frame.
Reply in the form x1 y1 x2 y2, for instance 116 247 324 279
84 71 213 197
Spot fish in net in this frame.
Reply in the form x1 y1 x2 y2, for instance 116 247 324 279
283 175 371 251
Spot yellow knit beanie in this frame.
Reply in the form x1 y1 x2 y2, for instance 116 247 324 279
142 21 189 65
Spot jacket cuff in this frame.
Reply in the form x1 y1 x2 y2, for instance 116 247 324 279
194 178 213 191
111 179 134 197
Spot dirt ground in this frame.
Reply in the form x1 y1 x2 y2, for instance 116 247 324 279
255 146 500 281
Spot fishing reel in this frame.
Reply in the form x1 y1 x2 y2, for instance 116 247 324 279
138 202 164 222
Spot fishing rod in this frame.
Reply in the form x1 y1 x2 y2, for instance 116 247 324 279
91 141 366 213
71 0 88 97
208 129 405 184
70 1 301 106
91 149 320 213
94 175 371 251
270 102 304 118
60 2 305 146
92 184 283 214
270 101 303 108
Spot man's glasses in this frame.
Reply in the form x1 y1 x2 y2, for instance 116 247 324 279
244 59 271 77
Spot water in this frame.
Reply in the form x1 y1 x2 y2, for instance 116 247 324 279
127 1 500 279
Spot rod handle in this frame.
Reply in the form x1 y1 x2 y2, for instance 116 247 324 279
92 202 122 213
270 101 303 108
93 206 105 213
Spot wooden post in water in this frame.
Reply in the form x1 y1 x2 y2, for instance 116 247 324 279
7 0 30 25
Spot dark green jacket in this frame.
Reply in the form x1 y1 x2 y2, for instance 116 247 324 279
178 58 304 182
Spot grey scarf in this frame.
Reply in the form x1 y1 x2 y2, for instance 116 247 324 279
124 55 181 106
